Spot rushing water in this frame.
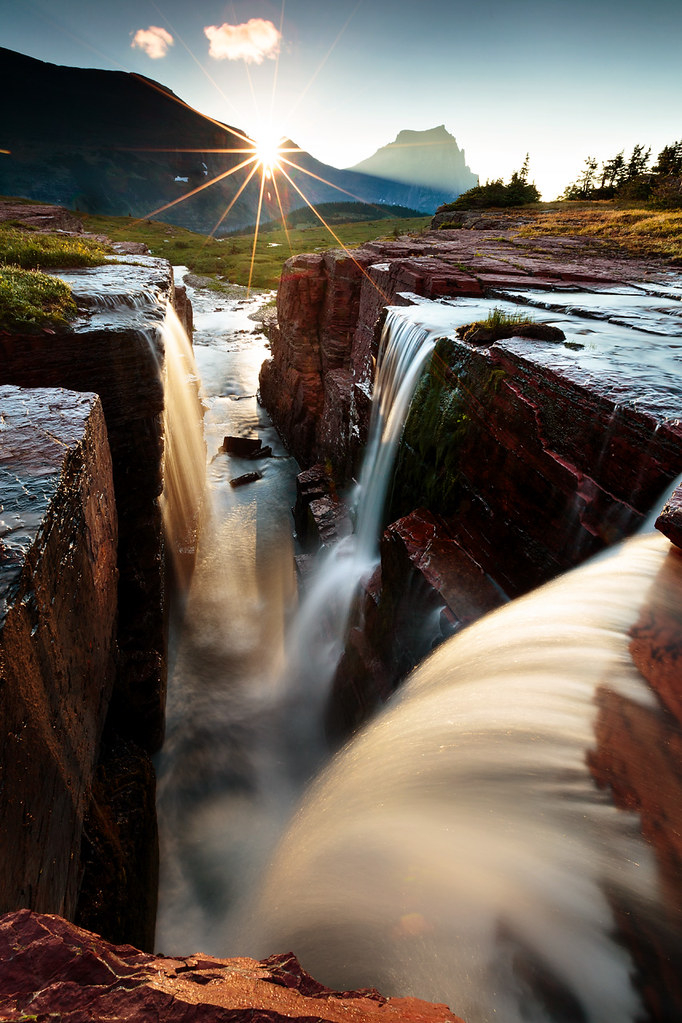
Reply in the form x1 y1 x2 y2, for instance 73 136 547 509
156 283 682 1021
250 531 681 1023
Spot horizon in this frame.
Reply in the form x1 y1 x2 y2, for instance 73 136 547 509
1 0 681 203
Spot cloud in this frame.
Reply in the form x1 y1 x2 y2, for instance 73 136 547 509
204 19 281 64
131 26 174 60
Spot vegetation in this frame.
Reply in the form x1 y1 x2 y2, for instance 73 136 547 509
0 222 111 332
236 201 424 232
0 266 78 333
517 206 682 263
0 225 110 269
437 156 540 213
79 210 431 289
480 307 531 329
562 141 682 207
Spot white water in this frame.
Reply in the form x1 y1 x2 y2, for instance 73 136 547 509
251 531 680 1023
158 304 206 574
283 307 445 706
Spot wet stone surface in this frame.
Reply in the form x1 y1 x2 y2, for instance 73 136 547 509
0 385 100 625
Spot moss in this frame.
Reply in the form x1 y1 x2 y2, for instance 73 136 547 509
0 266 78 333
390 337 506 520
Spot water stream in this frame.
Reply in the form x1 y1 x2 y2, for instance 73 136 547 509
154 280 682 1021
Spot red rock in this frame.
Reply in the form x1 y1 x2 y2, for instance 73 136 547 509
222 434 264 457
0 911 466 1023
0 387 117 921
655 486 682 549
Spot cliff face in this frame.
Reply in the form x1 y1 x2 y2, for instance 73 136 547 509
0 256 195 948
260 227 682 727
0 386 118 920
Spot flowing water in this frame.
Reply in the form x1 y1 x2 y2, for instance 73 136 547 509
155 283 682 1021
250 531 682 1023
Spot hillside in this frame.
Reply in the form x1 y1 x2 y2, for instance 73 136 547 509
0 50 467 233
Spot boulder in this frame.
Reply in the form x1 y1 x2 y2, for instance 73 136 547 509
0 910 465 1023
655 485 682 549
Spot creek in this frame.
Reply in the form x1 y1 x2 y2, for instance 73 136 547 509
154 275 682 1023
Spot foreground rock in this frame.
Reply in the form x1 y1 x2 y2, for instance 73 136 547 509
0 387 117 920
0 910 464 1023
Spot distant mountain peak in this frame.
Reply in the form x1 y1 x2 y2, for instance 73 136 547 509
349 126 477 199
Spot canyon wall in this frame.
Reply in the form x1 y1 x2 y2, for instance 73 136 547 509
0 257 192 948
260 229 682 729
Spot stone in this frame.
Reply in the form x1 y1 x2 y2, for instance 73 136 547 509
0 386 117 921
0 259 177 754
456 321 566 346
0 911 465 1023
655 486 682 549
230 471 263 487
222 435 263 457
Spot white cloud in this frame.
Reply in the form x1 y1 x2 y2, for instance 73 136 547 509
204 19 281 64
131 26 174 60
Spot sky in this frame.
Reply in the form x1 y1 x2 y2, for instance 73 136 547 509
1 0 681 200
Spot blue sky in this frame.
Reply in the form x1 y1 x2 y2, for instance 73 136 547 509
2 0 681 199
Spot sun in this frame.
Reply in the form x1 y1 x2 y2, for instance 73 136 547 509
251 131 286 179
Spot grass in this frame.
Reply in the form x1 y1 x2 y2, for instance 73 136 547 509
480 307 531 329
517 203 682 263
0 225 111 269
79 211 431 289
0 267 78 333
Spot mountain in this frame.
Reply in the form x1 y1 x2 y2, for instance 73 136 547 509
0 49 474 233
350 125 477 200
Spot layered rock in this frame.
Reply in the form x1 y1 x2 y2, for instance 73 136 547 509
0 259 177 751
0 910 465 1023
259 226 667 475
0 257 196 948
0 386 117 920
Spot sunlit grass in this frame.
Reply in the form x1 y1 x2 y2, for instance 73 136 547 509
0 266 78 333
518 204 682 262
0 225 111 269
79 211 431 289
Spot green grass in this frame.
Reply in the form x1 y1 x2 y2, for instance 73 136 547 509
0 267 78 333
0 225 111 269
480 307 531 329
80 211 431 289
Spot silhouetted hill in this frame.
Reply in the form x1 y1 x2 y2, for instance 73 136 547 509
0 49 473 232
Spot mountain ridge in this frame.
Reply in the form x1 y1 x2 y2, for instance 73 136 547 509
0 49 475 233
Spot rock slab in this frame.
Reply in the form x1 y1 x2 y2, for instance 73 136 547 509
0 910 464 1023
0 386 118 919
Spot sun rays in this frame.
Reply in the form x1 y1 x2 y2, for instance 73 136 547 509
127 0 391 298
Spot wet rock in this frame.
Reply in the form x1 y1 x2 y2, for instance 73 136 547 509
655 486 682 549
222 434 263 457
0 386 117 920
456 320 566 345
74 732 158 953
0 259 177 753
328 510 505 737
230 470 263 487
293 462 335 542
0 911 465 1023
260 231 668 474
308 494 353 548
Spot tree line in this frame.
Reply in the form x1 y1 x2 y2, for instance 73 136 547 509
562 141 682 206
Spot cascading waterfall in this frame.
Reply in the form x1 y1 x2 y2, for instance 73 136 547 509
250 530 682 1023
284 307 443 704
158 303 206 578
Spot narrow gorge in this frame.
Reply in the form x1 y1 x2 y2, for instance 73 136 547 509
1 212 682 1023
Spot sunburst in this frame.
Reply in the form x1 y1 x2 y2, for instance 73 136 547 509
127 4 390 300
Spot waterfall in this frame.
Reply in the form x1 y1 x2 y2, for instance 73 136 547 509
284 307 442 705
158 303 206 578
251 530 682 1023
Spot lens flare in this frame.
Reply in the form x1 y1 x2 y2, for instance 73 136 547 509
252 132 286 178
